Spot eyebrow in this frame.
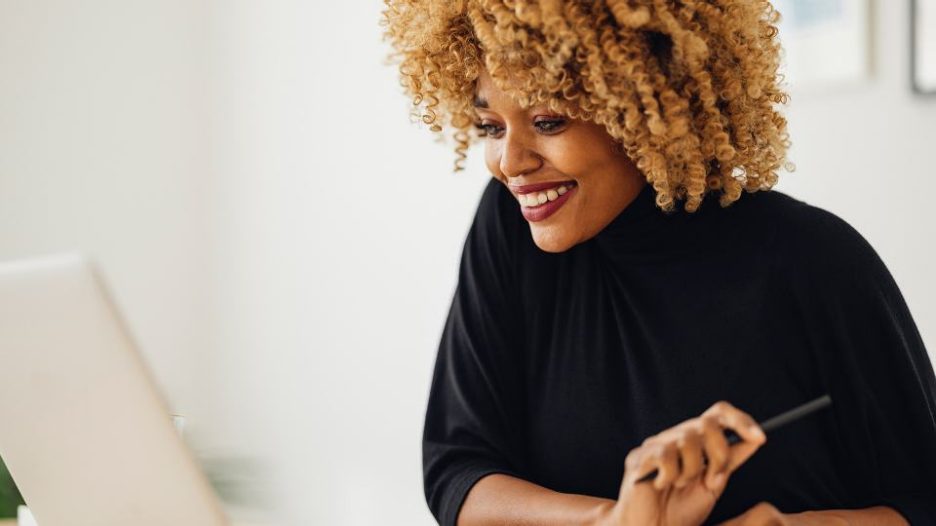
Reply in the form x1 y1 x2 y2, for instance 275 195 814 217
472 95 488 109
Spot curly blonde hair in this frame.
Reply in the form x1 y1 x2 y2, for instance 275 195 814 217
381 0 794 212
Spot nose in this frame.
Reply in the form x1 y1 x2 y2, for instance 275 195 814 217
499 130 543 178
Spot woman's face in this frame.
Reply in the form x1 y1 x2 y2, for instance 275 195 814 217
474 69 647 253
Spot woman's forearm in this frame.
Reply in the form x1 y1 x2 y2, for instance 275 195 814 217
458 475 912 526
795 506 908 525
457 473 615 526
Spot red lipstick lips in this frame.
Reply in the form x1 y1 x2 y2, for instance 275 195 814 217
515 182 578 222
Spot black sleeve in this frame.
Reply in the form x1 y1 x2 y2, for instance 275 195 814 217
787 207 936 524
422 178 529 526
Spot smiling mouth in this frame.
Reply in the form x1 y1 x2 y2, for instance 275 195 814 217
517 182 578 223
517 181 577 207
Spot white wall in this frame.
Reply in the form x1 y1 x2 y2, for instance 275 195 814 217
1 1 933 526
0 0 211 433
206 3 489 522
776 1 936 352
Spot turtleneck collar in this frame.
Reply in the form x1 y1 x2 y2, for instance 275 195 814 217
597 181 665 233
591 182 733 263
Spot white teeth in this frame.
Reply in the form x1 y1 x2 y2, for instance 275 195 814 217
518 183 575 207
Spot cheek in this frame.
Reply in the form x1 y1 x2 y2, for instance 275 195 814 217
538 136 596 178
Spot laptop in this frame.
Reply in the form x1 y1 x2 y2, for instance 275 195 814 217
0 253 229 526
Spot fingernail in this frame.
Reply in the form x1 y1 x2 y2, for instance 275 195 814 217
751 425 766 440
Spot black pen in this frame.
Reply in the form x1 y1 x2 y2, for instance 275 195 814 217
636 394 833 484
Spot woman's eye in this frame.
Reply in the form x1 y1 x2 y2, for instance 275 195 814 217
474 122 504 137
473 118 565 138
535 118 566 133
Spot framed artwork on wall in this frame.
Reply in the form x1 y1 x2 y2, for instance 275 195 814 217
771 0 871 93
913 0 936 94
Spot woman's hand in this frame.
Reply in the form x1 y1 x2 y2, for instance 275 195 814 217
714 502 809 525
595 400 767 526
715 502 846 526
717 502 908 526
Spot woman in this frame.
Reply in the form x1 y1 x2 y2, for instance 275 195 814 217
382 1 936 525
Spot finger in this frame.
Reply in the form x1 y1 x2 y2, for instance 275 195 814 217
653 442 680 491
725 439 764 475
621 446 668 504
700 416 730 489
710 401 767 446
674 429 704 488
710 407 767 474
622 447 646 487
623 445 661 489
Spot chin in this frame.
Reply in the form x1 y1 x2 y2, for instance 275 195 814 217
530 227 578 253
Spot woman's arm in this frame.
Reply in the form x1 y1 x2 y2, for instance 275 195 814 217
459 475 911 526
458 473 614 526
718 501 908 525
777 206 936 522
797 507 908 525
460 401 771 526
423 179 537 526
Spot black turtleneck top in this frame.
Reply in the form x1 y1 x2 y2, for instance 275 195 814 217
422 178 936 526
